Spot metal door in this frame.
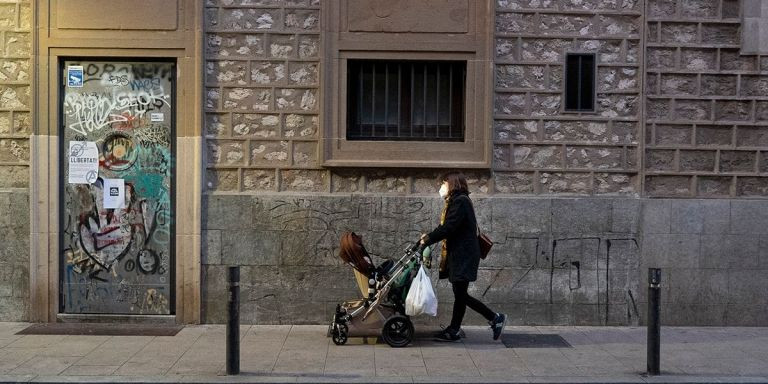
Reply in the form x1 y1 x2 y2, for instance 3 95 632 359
60 60 175 315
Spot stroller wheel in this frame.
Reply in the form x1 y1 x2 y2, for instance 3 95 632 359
381 316 414 348
332 324 348 345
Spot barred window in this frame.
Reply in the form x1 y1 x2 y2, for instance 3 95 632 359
347 60 466 141
564 53 596 112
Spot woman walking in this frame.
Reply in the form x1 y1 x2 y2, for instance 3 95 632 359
420 172 506 342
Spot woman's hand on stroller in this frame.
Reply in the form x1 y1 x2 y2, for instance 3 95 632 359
419 233 428 245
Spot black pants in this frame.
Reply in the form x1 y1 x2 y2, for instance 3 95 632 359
449 281 496 332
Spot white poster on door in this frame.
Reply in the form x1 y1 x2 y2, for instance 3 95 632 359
103 178 125 209
68 141 99 184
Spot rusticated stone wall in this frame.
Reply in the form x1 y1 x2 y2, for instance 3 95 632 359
0 0 30 320
646 0 768 197
494 0 642 195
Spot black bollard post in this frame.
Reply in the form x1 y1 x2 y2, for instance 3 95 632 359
647 268 661 376
227 266 240 375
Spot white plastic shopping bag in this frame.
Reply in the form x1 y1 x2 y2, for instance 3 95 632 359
405 265 437 316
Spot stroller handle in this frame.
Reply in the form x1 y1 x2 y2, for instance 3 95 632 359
409 240 424 253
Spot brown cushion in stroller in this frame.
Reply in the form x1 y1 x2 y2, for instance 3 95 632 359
339 232 374 278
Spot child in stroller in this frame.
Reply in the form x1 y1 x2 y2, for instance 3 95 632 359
328 232 431 348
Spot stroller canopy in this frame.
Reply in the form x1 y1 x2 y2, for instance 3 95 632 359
338 232 374 278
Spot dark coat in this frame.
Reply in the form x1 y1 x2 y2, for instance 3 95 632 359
424 192 480 283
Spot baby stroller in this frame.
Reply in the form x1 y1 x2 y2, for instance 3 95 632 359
328 232 430 347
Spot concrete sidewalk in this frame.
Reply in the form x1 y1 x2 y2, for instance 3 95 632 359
0 322 767 383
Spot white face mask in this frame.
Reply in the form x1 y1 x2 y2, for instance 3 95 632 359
439 183 449 199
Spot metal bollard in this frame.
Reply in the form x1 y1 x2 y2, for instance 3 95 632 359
227 266 240 375
647 268 661 376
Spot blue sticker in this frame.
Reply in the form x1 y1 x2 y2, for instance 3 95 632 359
67 66 83 88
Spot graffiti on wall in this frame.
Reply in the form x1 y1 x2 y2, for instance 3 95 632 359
61 61 174 315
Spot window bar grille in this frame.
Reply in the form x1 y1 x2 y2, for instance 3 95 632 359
357 63 363 139
384 63 389 138
436 64 441 139
397 64 401 138
577 55 583 111
371 63 376 138
448 65 453 139
422 64 427 138
410 64 414 138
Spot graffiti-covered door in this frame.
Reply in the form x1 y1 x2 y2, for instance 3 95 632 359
60 60 175 315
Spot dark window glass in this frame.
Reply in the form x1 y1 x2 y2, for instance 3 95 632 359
347 60 466 141
564 53 596 111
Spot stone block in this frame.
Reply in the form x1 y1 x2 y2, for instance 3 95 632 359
521 39 572 62
646 48 676 70
218 8 280 31
646 100 670 120
483 235 540 268
279 169 327 192
700 200 730 233
681 0 719 18
242 169 275 192
700 234 759 269
646 72 659 94
596 95 638 118
0 85 30 109
493 172 534 194
221 229 280 265
283 114 318 138
577 39 625 63
364 172 407 193
645 149 675 171
724 304 768 326
544 120 608 142
736 177 768 196
202 230 222 265
283 9 318 31
203 195 256 230
298 35 319 59
0 59 30 82
679 150 716 172
660 74 697 96
201 265 227 323
660 23 698 43
720 151 756 172
730 200 768 234
645 175 691 196
736 127 768 147
205 113 229 137
0 139 28 163
530 94 561 116
205 60 248 85
722 0 740 18
250 62 286 85
701 24 739 44
697 176 732 197
494 93 526 115
648 0 677 18
275 88 317 111
0 166 28 188
758 101 768 121
598 67 638 92
513 145 562 169
720 50 756 71
641 199 671 234
642 234 699 269
250 140 289 165
207 140 247 165
330 171 361 193
540 172 592 194
495 12 534 33
740 76 768 97
491 198 550 234
759 152 768 173
495 38 517 60
222 87 271 111
292 141 317 167
495 120 538 141
611 198 640 233
206 33 265 58
4 32 30 57
669 200 704 234
675 100 711 121
287 62 318 85
655 124 692 145
701 75 737 96
565 146 624 170
594 173 637 195
269 34 296 59
539 15 594 35
495 65 545 90
715 101 752 122
727 269 768 305
681 48 717 71
204 87 219 109
494 144 511 168
231 113 280 137
696 125 732 146
611 122 638 144
551 198 611 234
599 15 639 36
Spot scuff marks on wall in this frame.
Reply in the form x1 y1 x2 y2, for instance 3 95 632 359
61 61 174 315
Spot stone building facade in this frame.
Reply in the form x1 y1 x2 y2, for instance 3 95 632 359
0 0 766 326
